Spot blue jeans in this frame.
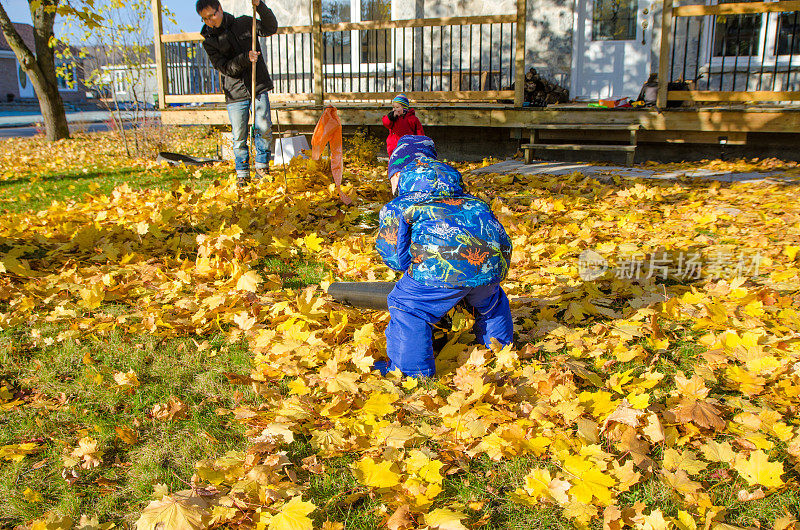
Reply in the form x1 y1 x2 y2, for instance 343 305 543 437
226 91 272 176
381 275 514 377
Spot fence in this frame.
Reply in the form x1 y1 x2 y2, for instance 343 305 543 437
658 0 800 105
152 0 526 107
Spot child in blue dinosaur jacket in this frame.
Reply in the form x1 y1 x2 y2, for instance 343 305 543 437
375 135 514 377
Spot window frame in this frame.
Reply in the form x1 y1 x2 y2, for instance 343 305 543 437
321 0 393 76
704 0 800 70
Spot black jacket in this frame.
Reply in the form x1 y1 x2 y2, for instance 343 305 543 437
201 2 278 102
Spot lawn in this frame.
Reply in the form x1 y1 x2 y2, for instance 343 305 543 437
1 126 799 529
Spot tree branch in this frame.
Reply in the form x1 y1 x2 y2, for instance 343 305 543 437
0 0 39 72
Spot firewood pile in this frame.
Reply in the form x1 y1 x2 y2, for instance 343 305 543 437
524 68 569 107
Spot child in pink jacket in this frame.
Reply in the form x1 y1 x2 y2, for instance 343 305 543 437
381 93 424 155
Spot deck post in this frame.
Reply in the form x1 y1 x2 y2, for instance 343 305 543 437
151 0 168 110
312 0 324 106
514 0 526 107
657 0 674 109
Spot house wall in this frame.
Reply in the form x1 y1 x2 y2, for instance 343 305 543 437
222 0 574 91
0 57 20 101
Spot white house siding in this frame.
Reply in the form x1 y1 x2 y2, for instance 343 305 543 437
220 0 574 93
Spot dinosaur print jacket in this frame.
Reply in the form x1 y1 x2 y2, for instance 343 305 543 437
376 145 512 288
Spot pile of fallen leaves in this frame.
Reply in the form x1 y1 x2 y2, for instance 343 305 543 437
2 139 800 529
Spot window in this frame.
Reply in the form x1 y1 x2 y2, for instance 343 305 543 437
360 0 391 63
712 0 761 57
592 0 638 41
322 0 351 65
775 11 800 55
321 0 391 66
114 71 127 95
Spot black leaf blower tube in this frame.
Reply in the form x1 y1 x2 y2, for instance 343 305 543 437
326 281 396 310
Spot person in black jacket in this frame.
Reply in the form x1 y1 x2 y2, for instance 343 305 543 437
197 0 278 185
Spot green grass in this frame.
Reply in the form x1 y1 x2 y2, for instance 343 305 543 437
0 327 253 526
260 256 330 289
0 165 227 214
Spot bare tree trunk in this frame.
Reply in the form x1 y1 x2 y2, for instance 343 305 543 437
0 0 70 141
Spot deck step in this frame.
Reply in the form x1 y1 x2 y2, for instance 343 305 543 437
521 143 636 151
530 124 640 130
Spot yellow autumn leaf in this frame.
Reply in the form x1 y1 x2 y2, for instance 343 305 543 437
115 425 139 445
236 270 262 292
135 491 210 530
734 450 785 489
70 437 104 469
569 467 616 505
361 392 397 417
351 456 400 488
303 232 324 253
268 496 316 530
424 508 467 530
23 487 43 502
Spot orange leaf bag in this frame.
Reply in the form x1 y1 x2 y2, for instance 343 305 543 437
310 106 351 204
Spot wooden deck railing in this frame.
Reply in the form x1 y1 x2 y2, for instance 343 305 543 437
658 0 800 106
150 0 527 108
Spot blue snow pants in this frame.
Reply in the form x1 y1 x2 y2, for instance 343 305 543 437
381 274 513 377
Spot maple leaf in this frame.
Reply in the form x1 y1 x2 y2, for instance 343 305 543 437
256 422 295 444
734 450 785 489
602 398 645 430
661 469 701 496
662 448 707 476
30 513 74 530
569 467 616 505
640 508 669 530
269 496 316 530
387 504 414 530
152 397 188 421
700 440 736 465
351 456 400 488
302 232 324 253
236 270 262 292
70 437 104 469
0 442 40 462
361 392 397 417
23 487 43 502
135 490 210 530
115 426 139 445
673 398 725 430
113 370 140 392
424 508 467 530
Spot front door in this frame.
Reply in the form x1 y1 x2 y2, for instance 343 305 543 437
570 0 653 100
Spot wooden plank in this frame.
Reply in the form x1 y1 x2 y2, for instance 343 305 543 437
312 0 323 106
165 94 225 104
161 25 314 43
161 106 800 134
530 123 640 130
161 32 203 43
151 0 168 110
514 0 526 107
674 0 800 17
668 90 800 102
165 93 317 104
657 0 674 109
320 14 516 33
324 90 514 101
521 144 637 151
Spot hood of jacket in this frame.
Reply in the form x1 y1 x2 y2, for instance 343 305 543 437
396 157 464 198
388 135 437 178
